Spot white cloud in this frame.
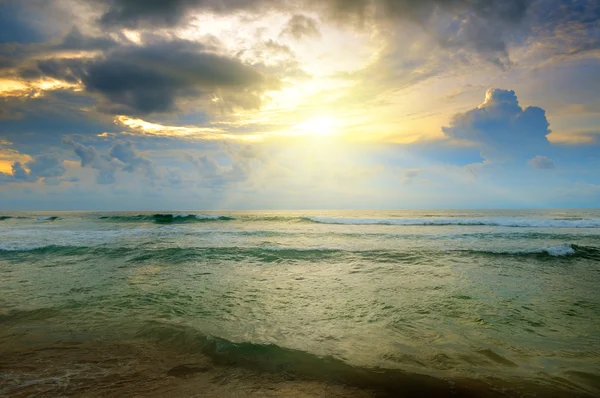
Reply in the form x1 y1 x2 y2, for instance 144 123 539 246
442 88 551 161
528 155 555 169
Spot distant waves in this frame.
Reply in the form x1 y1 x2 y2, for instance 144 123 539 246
4 213 600 227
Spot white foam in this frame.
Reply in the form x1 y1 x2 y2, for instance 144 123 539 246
486 244 576 256
166 214 226 220
544 244 576 256
194 214 223 220
0 244 48 251
306 217 600 228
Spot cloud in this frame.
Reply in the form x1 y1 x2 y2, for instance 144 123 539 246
0 90 117 152
0 153 66 184
71 140 101 167
11 161 29 180
526 0 600 60
0 1 45 44
88 0 532 65
547 129 599 145
401 168 420 185
88 0 597 69
97 0 275 28
65 139 154 184
109 141 152 173
528 155 555 169
187 144 261 187
18 35 273 115
280 15 321 40
26 153 66 178
308 0 533 68
58 26 117 51
83 38 268 114
442 88 551 161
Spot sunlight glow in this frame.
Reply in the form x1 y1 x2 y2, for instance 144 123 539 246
294 116 338 136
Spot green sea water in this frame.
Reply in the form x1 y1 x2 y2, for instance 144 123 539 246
1 210 599 396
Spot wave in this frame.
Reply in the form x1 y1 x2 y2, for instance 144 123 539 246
36 216 59 221
2 244 599 263
134 321 458 396
133 321 595 396
0 245 347 264
462 244 600 259
2 215 62 222
0 245 419 264
303 216 600 228
99 213 235 224
469 244 576 257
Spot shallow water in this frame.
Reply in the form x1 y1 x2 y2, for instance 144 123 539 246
1 210 599 396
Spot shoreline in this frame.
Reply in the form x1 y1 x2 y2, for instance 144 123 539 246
1 336 596 398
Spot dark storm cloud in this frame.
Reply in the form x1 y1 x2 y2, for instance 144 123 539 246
322 0 530 23
98 0 278 28
83 39 266 114
58 27 118 51
0 90 115 152
529 0 600 58
92 0 598 67
20 58 89 84
0 1 45 44
0 26 117 75
19 37 270 115
94 0 532 60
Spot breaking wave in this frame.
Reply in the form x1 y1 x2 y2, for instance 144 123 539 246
99 214 235 224
303 216 600 228
469 244 577 257
37 216 60 222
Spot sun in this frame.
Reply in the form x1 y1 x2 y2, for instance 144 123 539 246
294 116 337 136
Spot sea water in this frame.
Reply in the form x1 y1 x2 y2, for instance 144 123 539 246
1 210 599 396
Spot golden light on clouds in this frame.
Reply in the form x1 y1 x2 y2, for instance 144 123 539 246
547 130 598 145
114 116 263 141
0 78 81 98
0 144 31 174
0 78 29 95
0 160 14 174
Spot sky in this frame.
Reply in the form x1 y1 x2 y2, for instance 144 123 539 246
0 0 599 210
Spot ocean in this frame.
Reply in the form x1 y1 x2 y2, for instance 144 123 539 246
1 209 599 397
